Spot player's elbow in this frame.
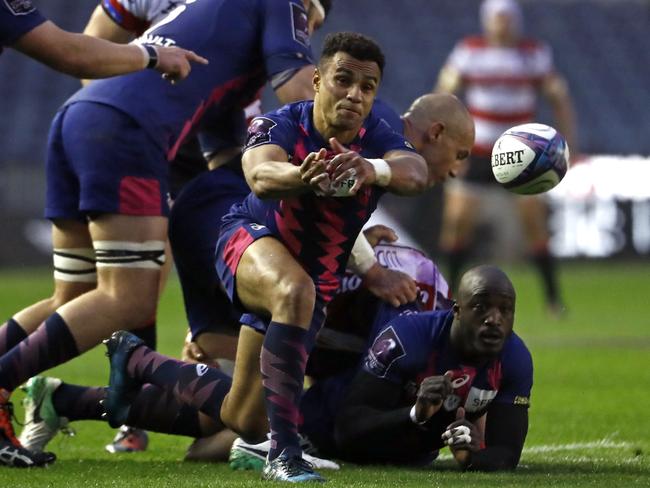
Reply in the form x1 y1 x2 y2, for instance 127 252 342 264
248 178 275 199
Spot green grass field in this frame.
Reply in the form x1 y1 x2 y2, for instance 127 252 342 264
1 262 649 487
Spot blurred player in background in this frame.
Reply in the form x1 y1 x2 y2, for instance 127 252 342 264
0 0 329 468
435 0 577 316
0 0 203 81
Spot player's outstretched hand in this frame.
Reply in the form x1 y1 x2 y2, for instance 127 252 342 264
327 137 375 196
363 224 398 247
363 264 417 308
300 148 333 196
442 407 482 466
156 46 208 84
414 372 453 423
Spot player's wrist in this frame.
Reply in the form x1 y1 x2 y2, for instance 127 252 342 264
349 232 377 275
137 43 159 69
366 158 392 187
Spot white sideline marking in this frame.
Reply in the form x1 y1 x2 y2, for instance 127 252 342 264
523 438 632 454
436 437 632 461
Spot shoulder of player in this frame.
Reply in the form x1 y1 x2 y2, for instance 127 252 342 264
388 308 452 342
517 37 550 52
500 332 533 370
103 0 177 23
457 35 488 50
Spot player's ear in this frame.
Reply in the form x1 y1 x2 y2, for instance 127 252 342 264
313 67 321 92
428 122 445 141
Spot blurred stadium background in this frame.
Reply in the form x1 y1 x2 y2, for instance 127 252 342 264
1 0 649 267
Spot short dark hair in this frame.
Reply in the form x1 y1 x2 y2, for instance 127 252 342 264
319 32 385 76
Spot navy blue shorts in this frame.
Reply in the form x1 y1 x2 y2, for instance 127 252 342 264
169 165 250 339
214 212 276 334
45 102 169 220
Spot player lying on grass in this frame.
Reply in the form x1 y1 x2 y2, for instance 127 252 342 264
20 265 529 472
298 264 532 470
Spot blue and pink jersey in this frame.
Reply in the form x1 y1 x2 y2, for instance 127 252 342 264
65 0 315 160
301 308 532 457
0 0 45 49
217 100 416 302
363 309 533 415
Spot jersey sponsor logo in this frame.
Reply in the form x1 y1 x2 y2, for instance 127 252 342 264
451 373 471 389
249 223 267 231
463 386 498 413
245 117 277 149
514 395 530 406
137 34 177 47
364 326 406 378
3 0 36 15
290 2 310 47
195 363 209 377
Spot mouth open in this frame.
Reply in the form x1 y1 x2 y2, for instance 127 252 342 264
479 330 503 346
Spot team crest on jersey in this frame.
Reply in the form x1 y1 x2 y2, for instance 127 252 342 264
4 0 36 15
290 2 310 47
364 326 405 378
245 117 277 149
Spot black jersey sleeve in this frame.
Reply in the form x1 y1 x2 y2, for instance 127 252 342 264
464 402 529 471
334 370 439 464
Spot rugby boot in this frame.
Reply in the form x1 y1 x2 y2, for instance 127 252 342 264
230 437 339 471
103 331 144 428
19 376 74 452
105 425 148 453
0 388 56 467
261 448 326 483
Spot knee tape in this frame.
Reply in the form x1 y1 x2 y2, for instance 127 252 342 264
53 248 97 283
94 240 166 269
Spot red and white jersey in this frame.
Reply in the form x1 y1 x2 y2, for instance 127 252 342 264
446 35 554 156
101 0 185 35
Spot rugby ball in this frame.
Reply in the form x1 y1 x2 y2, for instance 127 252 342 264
491 123 570 195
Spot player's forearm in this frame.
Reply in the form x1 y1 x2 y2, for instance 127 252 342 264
16 21 148 79
335 405 415 446
246 161 308 199
383 154 428 195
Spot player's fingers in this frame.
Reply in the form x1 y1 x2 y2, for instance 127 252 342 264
329 137 348 154
456 407 466 421
185 50 209 65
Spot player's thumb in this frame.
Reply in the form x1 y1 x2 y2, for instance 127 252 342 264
456 407 465 421
329 137 347 154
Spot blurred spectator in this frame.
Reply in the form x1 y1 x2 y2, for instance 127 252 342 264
434 0 577 317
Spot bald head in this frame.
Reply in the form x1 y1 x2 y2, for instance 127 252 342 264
457 265 515 304
404 93 474 142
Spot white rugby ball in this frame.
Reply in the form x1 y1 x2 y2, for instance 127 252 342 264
491 123 570 195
